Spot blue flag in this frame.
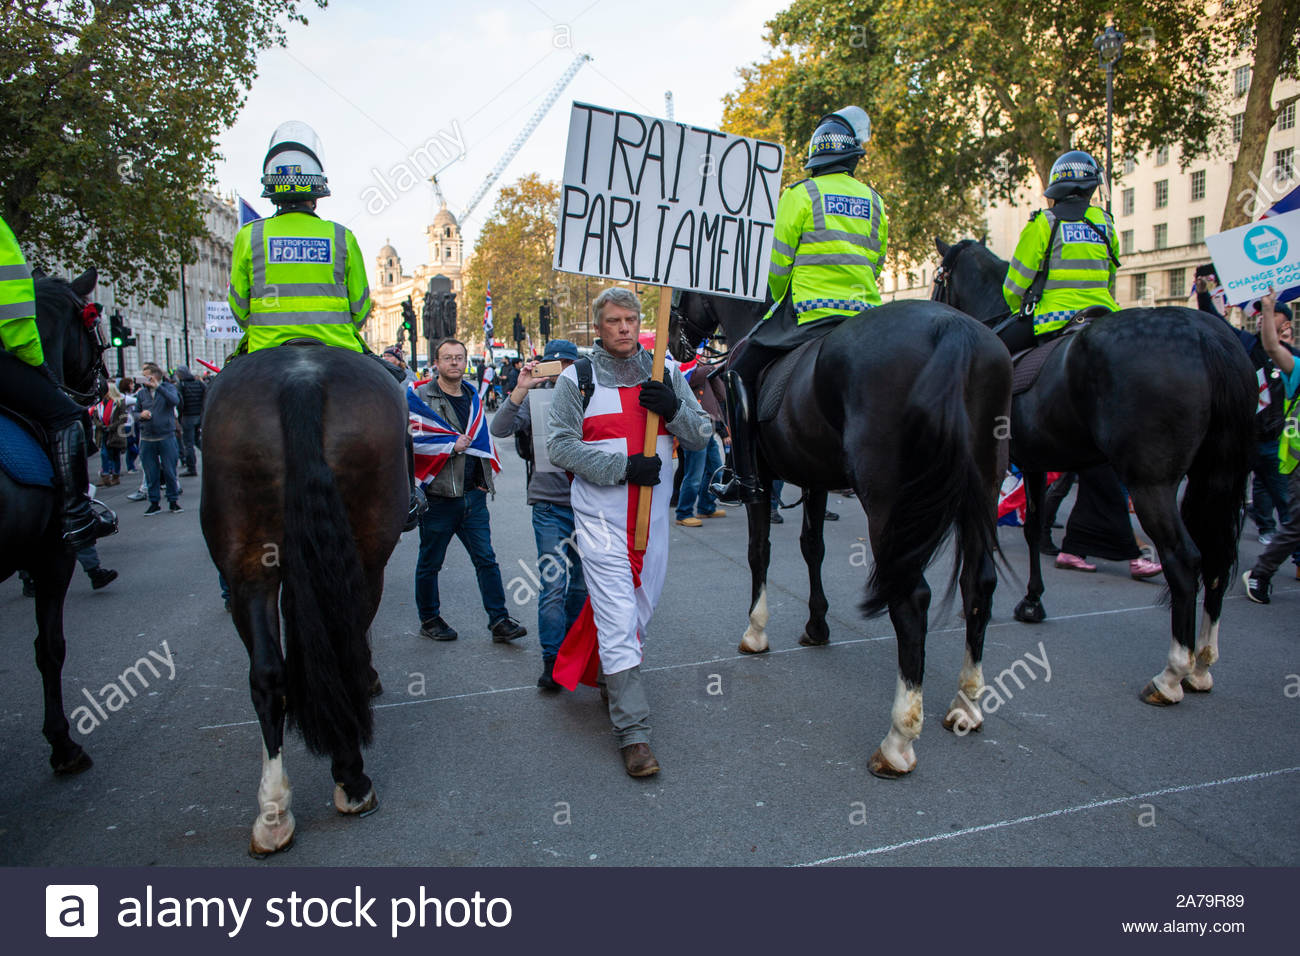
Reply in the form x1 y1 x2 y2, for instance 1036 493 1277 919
238 197 264 226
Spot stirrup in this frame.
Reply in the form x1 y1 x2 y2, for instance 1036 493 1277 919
62 500 118 549
404 485 427 532
710 470 763 505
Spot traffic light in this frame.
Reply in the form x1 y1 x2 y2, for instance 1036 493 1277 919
109 311 125 348
512 313 525 345
539 301 551 340
401 298 416 333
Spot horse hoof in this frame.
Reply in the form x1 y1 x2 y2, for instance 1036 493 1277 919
867 748 913 779
1181 673 1213 693
1138 681 1180 707
249 833 294 860
737 642 769 655
52 749 93 776
334 784 379 817
1013 599 1046 624
942 712 982 734
798 632 829 647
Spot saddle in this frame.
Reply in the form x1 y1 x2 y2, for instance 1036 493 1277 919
1008 306 1108 396
757 337 825 422
0 407 54 488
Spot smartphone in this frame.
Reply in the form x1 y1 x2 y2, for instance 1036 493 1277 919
534 360 563 377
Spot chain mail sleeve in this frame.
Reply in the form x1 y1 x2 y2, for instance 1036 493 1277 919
546 373 630 487
664 365 711 451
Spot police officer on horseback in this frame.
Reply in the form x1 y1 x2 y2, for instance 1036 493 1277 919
999 150 1120 353
227 121 424 527
712 106 887 504
0 216 117 548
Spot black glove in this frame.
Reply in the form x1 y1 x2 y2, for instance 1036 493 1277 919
624 452 662 486
638 379 680 419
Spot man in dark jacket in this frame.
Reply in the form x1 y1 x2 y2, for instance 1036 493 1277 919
413 338 526 644
136 362 183 514
175 365 205 476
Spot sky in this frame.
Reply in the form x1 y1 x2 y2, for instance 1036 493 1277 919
214 0 789 270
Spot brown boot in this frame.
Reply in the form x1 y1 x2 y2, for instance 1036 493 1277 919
620 743 660 777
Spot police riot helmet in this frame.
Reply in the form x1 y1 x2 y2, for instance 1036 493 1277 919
1045 150 1103 199
804 106 871 171
260 121 331 202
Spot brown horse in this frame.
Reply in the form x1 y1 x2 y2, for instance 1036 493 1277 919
200 342 407 856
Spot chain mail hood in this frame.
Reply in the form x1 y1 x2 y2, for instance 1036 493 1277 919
591 340 654 387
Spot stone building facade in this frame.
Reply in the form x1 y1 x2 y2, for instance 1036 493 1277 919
365 203 466 356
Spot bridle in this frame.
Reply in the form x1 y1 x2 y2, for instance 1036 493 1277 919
57 291 110 407
668 293 729 368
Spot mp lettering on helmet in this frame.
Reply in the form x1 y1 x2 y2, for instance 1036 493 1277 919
823 194 873 219
268 237 333 264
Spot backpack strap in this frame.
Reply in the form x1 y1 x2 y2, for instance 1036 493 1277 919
1020 213 1062 318
575 357 595 411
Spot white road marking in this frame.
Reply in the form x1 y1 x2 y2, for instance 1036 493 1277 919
796 765 1300 867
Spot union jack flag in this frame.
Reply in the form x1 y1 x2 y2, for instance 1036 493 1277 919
483 283 494 338
407 383 501 485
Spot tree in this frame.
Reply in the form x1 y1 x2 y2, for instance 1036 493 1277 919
729 0 1220 265
464 173 659 350
1 0 325 306
1217 0 1300 230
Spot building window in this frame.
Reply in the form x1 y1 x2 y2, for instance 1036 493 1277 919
1121 229 1134 256
1122 188 1135 216
1276 147 1295 183
387 271 393 284
1231 113 1244 142
1156 145 1169 166
1233 64 1251 97
1167 267 1186 299
387 257 394 267
445 245 452 259
1190 170 1206 202
444 227 451 238
1123 155 1136 175
1154 223 1168 249
1189 216 1205 244
1280 102 1297 131
1155 179 1169 209
1131 272 1147 301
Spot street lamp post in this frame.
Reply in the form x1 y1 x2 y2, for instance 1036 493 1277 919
1094 25 1125 215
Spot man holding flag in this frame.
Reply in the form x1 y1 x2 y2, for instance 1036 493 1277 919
410 336 526 644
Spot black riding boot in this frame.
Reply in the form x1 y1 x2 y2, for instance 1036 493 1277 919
405 433 426 532
710 370 763 504
53 421 117 549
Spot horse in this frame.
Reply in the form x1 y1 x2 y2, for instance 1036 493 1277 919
672 291 1012 777
200 343 408 857
932 237 1256 705
0 267 107 775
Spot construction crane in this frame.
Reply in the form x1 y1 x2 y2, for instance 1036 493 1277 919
664 91 674 120
429 53 591 223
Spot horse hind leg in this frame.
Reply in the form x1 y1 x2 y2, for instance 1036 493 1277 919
798 487 830 646
32 549 92 775
869 577 930 778
1130 484 1199 706
236 589 295 858
739 488 774 654
945 548 995 735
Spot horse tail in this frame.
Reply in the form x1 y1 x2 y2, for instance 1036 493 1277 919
1180 328 1254 587
863 317 995 617
278 374 374 756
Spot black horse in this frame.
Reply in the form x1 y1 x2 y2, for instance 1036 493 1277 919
933 238 1256 705
0 268 106 775
673 292 1011 778
200 343 408 856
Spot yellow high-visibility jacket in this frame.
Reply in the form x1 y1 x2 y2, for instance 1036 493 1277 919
0 216 44 366
1003 205 1119 335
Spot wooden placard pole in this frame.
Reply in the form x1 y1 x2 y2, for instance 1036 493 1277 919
633 289 673 551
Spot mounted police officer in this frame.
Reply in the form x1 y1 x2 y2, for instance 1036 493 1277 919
227 121 424 527
0 215 117 548
712 106 887 504
1000 150 1120 353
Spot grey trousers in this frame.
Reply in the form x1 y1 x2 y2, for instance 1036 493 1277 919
604 665 651 747
1253 466 1300 580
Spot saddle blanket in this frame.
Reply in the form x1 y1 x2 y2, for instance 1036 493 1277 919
0 412 54 487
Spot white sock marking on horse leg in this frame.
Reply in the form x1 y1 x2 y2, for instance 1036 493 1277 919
1185 614 1220 691
251 744 294 853
946 647 985 734
878 677 922 772
739 584 769 653
1150 636 1193 701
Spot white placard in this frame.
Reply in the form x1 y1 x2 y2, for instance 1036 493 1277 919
205 300 242 338
553 102 785 300
1204 208 1300 304
528 388 560 474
